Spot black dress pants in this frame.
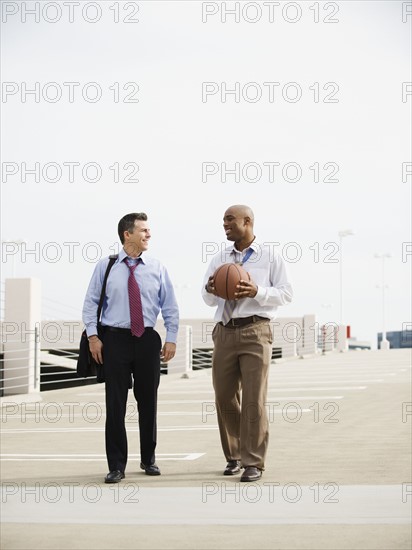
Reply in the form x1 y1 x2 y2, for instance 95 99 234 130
102 327 162 473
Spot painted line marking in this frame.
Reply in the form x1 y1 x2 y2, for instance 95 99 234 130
0 409 314 422
157 397 344 404
0 453 205 461
151 386 368 394
0 426 219 434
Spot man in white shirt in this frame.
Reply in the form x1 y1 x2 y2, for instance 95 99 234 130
202 205 293 482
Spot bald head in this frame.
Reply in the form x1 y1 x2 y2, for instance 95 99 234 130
225 205 254 226
223 205 255 250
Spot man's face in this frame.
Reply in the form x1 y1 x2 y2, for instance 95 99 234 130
223 208 247 242
125 220 151 255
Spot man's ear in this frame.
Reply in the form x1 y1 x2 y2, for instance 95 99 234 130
244 216 251 226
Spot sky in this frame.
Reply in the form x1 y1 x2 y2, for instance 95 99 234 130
1 0 411 350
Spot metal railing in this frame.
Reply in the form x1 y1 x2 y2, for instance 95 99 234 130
1 317 339 396
0 327 40 394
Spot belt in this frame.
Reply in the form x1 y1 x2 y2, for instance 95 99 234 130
221 315 269 329
103 326 153 334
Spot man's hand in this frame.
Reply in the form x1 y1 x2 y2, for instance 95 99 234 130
234 278 258 299
205 276 218 295
161 342 176 363
89 336 103 364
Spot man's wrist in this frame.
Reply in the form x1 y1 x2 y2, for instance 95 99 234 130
88 334 99 342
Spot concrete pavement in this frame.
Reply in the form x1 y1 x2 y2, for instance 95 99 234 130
1 349 411 549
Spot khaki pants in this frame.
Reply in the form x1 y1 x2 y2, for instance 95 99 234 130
212 320 273 470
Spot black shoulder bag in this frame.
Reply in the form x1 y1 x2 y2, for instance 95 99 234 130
76 255 118 382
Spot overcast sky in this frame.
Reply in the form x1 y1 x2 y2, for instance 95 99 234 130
1 0 411 349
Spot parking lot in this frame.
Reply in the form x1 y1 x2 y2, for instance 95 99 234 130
1 349 411 549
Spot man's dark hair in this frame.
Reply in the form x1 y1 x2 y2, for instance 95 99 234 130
118 213 148 244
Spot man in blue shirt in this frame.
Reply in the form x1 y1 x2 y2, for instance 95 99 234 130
82 212 179 483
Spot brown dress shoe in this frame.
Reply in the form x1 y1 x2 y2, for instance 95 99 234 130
223 460 241 475
240 466 262 482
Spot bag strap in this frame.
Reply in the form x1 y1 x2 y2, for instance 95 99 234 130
96 254 118 323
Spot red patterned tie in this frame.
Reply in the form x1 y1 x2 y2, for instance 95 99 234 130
126 260 145 337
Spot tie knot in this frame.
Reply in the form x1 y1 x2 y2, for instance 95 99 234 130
126 258 141 273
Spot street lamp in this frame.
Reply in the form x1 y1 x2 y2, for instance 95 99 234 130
374 253 391 350
338 229 354 327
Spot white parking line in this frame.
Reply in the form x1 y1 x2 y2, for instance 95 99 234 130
270 379 385 384
0 453 205 461
76 380 380 398
0 426 218 434
0 409 315 421
156 386 367 393
0 410 316 434
157 397 344 404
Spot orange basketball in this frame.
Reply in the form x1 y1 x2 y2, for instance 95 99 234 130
213 263 251 300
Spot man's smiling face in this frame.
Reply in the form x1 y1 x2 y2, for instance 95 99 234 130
223 206 248 242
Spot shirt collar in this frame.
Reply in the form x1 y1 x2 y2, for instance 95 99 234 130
119 248 146 264
226 239 259 255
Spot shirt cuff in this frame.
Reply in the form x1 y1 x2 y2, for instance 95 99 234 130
86 325 98 338
165 330 178 344
253 285 266 305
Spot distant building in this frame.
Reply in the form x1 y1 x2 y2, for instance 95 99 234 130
377 329 412 349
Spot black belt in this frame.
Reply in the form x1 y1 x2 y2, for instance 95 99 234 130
221 315 269 329
103 326 153 334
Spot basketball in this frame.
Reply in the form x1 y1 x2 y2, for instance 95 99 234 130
212 263 251 300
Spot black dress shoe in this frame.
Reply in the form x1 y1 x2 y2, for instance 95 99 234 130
104 470 125 483
240 466 262 482
223 460 241 476
140 462 161 476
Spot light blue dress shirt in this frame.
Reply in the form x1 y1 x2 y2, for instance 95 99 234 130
82 248 179 343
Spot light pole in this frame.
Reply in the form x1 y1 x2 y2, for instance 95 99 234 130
374 253 391 350
338 229 354 327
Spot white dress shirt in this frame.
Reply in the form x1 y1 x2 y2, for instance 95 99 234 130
201 240 293 322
